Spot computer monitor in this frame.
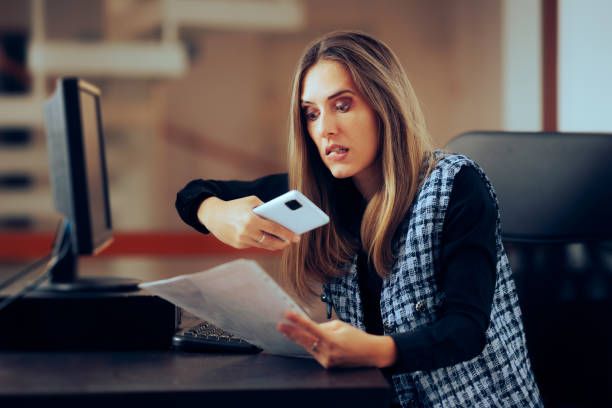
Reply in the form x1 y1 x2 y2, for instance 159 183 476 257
43 77 138 292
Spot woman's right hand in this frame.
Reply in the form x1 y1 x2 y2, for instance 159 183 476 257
197 195 300 251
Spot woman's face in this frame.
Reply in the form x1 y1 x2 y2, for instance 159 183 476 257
300 60 380 192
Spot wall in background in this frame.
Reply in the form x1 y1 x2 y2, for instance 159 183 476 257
501 0 542 131
558 0 612 132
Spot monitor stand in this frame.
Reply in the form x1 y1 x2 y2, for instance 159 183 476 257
36 219 140 293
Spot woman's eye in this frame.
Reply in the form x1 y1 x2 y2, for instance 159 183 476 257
335 98 352 112
304 110 319 121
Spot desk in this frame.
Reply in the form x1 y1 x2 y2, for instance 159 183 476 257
0 258 390 407
0 350 390 407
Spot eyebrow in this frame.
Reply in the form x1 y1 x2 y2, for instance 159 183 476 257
301 89 354 105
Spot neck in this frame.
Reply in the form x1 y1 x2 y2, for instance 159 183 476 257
352 163 382 201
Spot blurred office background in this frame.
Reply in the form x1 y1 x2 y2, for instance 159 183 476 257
0 0 610 234
1 0 608 235
1 1 611 406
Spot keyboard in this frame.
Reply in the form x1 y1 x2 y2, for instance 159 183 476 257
172 321 262 354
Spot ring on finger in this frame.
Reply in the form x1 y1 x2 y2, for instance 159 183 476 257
310 340 319 352
257 233 266 244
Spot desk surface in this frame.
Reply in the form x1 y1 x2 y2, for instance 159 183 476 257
0 349 390 407
0 258 390 406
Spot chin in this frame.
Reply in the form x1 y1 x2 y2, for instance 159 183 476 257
328 165 356 179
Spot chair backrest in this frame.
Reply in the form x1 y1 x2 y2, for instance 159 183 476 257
445 131 612 243
445 131 612 407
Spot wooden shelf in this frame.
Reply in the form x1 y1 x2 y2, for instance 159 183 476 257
0 96 45 128
27 41 187 78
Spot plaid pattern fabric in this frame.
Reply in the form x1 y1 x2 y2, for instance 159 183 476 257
323 152 543 408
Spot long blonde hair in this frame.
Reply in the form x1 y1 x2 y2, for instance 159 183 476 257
283 30 436 300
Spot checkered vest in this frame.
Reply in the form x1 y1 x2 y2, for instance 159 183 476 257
322 152 543 407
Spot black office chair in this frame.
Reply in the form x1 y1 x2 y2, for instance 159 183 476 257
446 131 612 408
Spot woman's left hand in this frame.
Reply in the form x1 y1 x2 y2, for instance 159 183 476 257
277 311 398 369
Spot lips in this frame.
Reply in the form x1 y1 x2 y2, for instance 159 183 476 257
325 144 349 156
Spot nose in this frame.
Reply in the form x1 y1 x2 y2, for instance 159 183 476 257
316 110 338 139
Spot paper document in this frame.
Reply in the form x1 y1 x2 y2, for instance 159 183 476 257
139 259 311 358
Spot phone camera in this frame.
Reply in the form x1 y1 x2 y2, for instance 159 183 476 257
285 199 302 211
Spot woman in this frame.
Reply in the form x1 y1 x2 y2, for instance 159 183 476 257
176 31 543 407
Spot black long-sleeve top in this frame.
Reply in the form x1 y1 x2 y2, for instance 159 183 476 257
175 167 497 374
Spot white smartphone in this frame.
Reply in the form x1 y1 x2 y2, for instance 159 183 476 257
253 190 329 235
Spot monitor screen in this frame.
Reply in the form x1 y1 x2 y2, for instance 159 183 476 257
42 77 138 291
45 78 113 257
78 86 112 251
